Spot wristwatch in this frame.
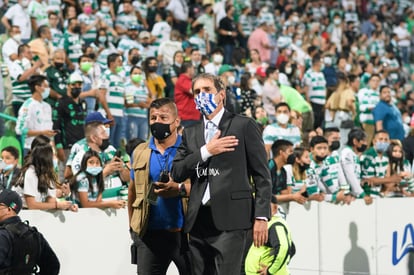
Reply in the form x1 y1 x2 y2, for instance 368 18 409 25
178 183 187 197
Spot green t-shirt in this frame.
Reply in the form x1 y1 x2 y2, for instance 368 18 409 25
280 85 312 113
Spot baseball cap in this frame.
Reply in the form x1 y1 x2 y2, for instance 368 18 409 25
85 112 112 125
68 73 83 84
128 25 139 31
138 31 150 39
0 189 22 214
255 66 266 78
182 40 194 50
218 64 236 76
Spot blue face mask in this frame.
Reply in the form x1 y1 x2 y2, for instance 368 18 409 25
194 92 218 116
86 166 103 176
42 87 50 99
375 142 390 153
3 164 14 172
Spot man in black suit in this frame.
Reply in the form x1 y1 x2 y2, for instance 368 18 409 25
172 73 272 274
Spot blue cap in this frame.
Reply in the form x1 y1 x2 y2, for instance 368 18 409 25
85 112 112 125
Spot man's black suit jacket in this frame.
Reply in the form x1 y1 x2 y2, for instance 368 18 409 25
172 110 272 233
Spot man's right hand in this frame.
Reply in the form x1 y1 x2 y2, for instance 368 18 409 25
205 130 239 156
43 130 57 137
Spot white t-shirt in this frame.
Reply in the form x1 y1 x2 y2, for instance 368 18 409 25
166 0 188 21
393 26 410 47
2 38 20 68
4 4 32 40
17 165 56 208
15 97 53 149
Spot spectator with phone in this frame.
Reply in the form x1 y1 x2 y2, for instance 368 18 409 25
128 98 191 275
65 112 130 200
70 150 126 208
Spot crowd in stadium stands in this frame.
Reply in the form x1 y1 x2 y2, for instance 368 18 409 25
0 0 414 213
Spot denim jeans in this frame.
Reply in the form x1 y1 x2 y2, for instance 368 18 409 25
127 116 148 141
110 115 126 148
223 44 235 65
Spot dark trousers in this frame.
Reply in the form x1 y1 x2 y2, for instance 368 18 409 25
132 230 191 275
311 102 324 129
189 205 247 275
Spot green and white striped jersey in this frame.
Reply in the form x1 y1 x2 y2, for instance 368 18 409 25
78 13 98 45
357 87 379 125
125 81 149 118
361 147 389 197
98 69 125 117
9 60 32 104
61 32 84 64
303 69 327 105
27 0 48 28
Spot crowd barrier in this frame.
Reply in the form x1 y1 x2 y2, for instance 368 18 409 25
19 198 414 275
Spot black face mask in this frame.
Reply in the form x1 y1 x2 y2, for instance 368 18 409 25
142 42 149 47
99 138 110 151
54 62 64 69
148 65 158 73
299 163 310 172
131 55 141 65
71 87 81 98
315 155 327 162
286 153 296 165
391 156 403 163
150 122 172 140
73 25 81 34
88 53 96 60
357 144 367 153
330 141 340 151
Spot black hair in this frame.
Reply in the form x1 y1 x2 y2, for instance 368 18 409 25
37 25 49 38
374 129 389 137
275 102 290 112
149 98 178 116
239 73 251 91
18 142 57 193
387 141 404 175
271 139 293 157
310 136 328 148
17 44 29 56
126 138 146 156
180 61 193 74
379 85 389 94
265 66 277 77
95 28 109 48
324 127 340 138
78 54 90 64
70 150 104 197
347 128 367 146
107 53 120 67
27 74 47 94
129 65 142 75
2 146 19 160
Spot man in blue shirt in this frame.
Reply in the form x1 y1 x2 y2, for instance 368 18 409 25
373 85 405 141
128 98 191 275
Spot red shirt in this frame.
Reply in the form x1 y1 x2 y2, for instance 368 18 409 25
174 73 201 121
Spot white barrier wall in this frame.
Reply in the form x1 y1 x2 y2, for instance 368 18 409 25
19 199 414 275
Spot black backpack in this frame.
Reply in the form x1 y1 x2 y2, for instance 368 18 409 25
0 221 42 275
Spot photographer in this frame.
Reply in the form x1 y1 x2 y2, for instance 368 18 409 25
128 98 191 275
